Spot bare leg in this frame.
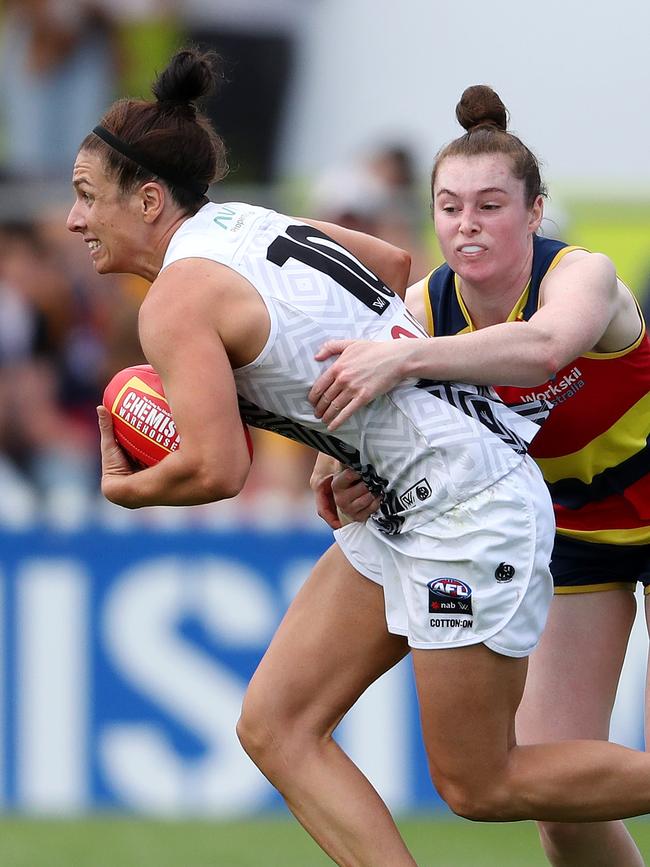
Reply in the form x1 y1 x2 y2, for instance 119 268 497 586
517 592 644 866
237 543 416 867
413 639 650 824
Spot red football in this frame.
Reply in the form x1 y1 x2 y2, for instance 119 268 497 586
102 364 253 468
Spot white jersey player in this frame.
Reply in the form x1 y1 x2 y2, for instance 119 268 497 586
163 201 550 537
159 200 554 655
73 48 650 867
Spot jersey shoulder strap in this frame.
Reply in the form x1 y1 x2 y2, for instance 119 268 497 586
424 236 584 333
424 263 467 336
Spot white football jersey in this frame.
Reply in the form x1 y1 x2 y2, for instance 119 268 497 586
162 202 550 534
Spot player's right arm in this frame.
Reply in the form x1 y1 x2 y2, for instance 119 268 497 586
99 259 253 508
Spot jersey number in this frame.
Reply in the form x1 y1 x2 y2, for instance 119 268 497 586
266 224 395 314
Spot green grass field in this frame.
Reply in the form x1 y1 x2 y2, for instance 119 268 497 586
0 815 648 867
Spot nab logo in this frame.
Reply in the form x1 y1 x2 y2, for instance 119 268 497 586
428 578 471 599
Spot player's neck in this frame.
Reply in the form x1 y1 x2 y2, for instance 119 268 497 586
458 252 533 330
136 213 191 282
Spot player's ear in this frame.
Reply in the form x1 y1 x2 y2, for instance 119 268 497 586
140 182 165 223
529 195 544 233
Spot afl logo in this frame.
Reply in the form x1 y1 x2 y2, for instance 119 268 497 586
427 578 472 599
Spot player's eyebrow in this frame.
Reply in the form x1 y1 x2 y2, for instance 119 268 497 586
436 186 508 197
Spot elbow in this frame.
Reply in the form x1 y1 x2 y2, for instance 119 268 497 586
396 248 412 290
205 479 244 503
386 247 411 296
516 335 566 387
192 460 249 503
204 473 247 503
535 348 563 385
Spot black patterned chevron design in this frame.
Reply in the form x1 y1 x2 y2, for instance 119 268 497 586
238 396 360 466
415 380 550 455
238 396 405 532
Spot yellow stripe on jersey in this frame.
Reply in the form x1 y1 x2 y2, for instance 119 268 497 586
555 582 636 594
582 285 646 359
557 525 650 545
535 391 650 484
421 270 436 336
425 244 586 338
449 276 474 330
449 245 585 331
453 275 477 329
452 275 534 329
547 245 585 270
503 246 583 323
582 327 646 359
506 285 531 322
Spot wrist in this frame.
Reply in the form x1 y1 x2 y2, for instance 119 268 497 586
337 508 354 526
399 338 426 380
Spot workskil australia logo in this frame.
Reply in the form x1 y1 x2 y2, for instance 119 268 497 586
521 366 584 406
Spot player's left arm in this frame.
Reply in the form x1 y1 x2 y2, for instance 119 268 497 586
394 251 623 387
98 263 252 508
310 252 626 430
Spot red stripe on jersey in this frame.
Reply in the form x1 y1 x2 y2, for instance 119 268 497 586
555 494 644 532
496 336 650 459
624 472 650 522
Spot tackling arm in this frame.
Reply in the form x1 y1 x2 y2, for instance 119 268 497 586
309 251 630 430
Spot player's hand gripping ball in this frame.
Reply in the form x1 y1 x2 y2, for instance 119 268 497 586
102 364 253 468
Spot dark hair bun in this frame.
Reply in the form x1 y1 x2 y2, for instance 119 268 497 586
152 47 222 111
456 85 508 133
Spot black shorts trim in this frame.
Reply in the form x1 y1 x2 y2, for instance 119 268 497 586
548 442 650 510
551 533 650 591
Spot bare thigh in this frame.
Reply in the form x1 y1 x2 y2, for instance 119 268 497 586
411 643 527 802
517 591 637 742
243 542 410 735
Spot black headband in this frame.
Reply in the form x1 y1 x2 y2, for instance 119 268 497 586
92 126 209 197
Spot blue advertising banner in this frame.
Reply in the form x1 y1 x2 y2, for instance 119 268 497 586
0 527 444 816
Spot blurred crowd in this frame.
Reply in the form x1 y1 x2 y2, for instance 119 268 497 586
1 4 648 530
0 1 433 528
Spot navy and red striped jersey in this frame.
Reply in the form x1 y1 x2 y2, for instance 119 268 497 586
424 234 650 545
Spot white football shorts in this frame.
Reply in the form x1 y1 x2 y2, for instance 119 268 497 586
334 456 555 657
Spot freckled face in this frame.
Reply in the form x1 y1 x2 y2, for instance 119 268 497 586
433 153 543 291
66 150 144 275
